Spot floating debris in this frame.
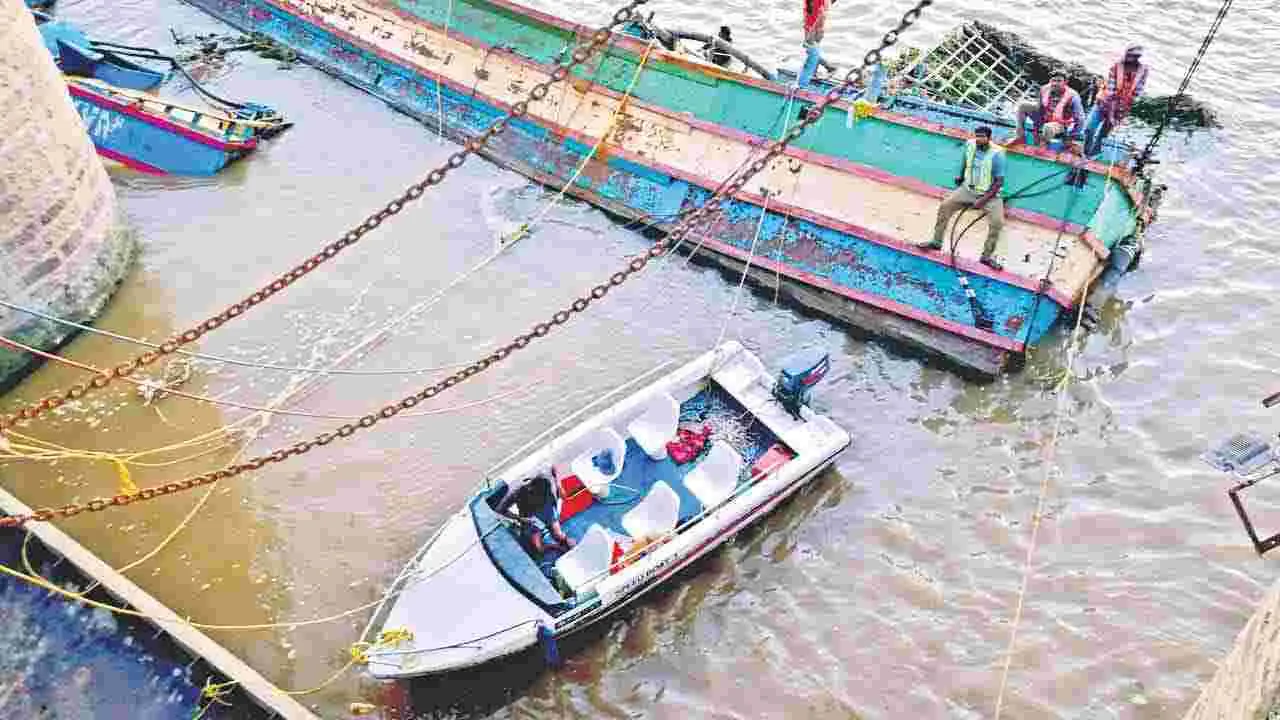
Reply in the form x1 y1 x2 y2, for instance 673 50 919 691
171 28 299 66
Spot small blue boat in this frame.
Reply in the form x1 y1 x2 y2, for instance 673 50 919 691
56 39 168 91
66 77 267 175
36 16 168 91
25 0 55 9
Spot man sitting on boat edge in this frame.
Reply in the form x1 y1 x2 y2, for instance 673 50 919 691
922 125 1007 271
1008 73 1085 152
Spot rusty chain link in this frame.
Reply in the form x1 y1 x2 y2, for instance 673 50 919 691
0 0 931 528
0 0 649 436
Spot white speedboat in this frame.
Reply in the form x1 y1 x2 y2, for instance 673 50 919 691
366 341 851 678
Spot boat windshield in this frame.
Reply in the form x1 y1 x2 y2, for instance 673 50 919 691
471 488 575 615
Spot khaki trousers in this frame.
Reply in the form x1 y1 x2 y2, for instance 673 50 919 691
931 186 1005 257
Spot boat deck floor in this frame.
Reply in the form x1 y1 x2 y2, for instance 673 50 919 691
560 438 705 542
543 383 790 564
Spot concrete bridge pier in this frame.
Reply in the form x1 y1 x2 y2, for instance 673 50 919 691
0 0 135 392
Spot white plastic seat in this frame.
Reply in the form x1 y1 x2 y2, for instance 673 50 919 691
683 441 744 509
569 427 626 499
621 480 680 540
625 393 680 461
555 524 613 593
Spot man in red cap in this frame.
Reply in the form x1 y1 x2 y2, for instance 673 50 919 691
797 0 835 88
1083 45 1150 156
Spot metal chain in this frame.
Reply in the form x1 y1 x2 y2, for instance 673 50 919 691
1134 0 1232 172
0 0 932 529
0 0 650 436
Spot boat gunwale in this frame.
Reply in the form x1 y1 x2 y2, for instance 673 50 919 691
686 232 1031 351
66 79 258 153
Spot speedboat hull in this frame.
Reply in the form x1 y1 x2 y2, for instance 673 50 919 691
367 342 851 678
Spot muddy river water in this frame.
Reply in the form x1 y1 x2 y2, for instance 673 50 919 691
4 0 1280 717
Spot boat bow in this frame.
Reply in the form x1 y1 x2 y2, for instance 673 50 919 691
367 499 559 678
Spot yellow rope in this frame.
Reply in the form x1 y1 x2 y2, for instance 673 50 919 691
993 151 1128 716
187 627 414 717
0 559 395 630
1 38 657 715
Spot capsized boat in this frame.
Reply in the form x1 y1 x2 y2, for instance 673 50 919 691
65 76 285 175
365 341 850 677
29 10 290 175
179 0 1167 381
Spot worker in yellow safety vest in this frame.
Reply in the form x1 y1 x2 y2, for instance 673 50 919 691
923 125 1007 271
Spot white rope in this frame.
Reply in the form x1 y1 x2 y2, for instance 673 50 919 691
714 190 772 352
0 299 474 376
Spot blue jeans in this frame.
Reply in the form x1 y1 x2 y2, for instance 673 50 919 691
1083 105 1112 157
797 44 822 88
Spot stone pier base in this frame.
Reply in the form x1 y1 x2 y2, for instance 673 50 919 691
1183 577 1280 720
0 0 135 392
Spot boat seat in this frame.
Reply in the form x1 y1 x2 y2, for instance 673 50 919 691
621 480 680 541
555 524 613 594
684 441 744 509
569 427 626 500
626 392 680 461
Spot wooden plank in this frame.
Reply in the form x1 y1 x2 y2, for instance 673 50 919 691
0 487 319 720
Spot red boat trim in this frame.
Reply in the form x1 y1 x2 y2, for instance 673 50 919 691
94 145 167 175
67 82 258 153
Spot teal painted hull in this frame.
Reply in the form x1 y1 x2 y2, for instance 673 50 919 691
181 0 1148 378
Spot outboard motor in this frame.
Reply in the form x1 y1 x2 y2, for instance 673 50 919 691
772 348 830 419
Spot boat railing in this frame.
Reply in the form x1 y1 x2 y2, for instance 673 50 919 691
69 77 274 136
885 21 1037 117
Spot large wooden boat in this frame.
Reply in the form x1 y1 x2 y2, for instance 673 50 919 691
180 0 1164 378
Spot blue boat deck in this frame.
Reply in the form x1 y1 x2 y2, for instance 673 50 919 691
550 382 790 558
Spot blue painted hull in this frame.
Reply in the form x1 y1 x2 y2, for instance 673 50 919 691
57 39 168 91
68 82 252 175
182 0 1072 376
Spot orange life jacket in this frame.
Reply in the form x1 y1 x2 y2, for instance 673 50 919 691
1040 84 1080 126
1105 62 1148 109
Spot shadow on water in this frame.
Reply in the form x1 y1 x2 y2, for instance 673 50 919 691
377 467 851 719
0 526 266 720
